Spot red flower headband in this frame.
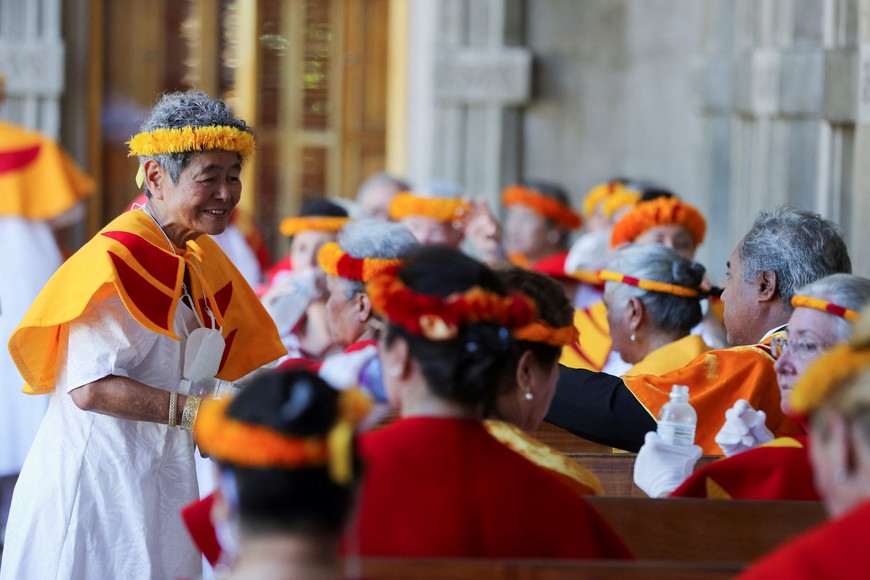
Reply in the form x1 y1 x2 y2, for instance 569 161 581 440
317 242 404 283
365 269 537 341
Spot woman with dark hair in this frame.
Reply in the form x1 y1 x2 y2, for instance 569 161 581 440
347 245 630 559
185 369 367 577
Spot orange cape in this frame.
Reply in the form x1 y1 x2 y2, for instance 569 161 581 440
0 121 94 219
9 209 286 394
624 334 712 376
622 332 801 454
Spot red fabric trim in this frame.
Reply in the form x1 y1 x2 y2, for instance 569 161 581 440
102 230 179 290
108 251 173 331
180 493 222 567
217 328 237 374
0 144 41 174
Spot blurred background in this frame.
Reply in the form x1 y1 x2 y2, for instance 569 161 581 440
1 0 868 280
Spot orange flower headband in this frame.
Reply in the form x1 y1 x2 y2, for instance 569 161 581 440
514 321 578 346
788 344 870 417
317 242 404 283
502 185 582 230
791 295 859 322
388 192 471 224
365 270 537 341
610 196 707 248
194 388 371 484
280 216 349 237
599 270 701 298
582 181 640 218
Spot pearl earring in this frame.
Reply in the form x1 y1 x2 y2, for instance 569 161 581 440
388 367 400 378
630 333 636 342
524 390 533 401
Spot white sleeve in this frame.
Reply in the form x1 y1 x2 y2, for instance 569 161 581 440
64 293 160 393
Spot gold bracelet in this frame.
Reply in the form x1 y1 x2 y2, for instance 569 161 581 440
168 391 178 428
180 395 202 432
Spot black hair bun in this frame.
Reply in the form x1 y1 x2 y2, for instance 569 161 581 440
672 259 706 291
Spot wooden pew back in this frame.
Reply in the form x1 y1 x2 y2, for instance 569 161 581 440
587 496 826 562
571 452 719 496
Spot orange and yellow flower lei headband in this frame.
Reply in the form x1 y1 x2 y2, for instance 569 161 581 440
388 192 471 224
127 125 256 188
194 388 371 484
788 343 870 417
501 185 582 230
317 242 404 283
791 295 859 322
280 216 350 237
514 321 578 346
610 196 707 248
582 181 640 218
599 270 701 298
365 269 537 341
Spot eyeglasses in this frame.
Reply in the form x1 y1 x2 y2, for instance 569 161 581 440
770 336 830 360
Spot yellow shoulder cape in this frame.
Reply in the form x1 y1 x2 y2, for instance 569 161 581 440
0 121 94 219
10 209 286 394
559 301 612 371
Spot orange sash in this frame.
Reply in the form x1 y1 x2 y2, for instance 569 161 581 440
622 333 793 454
0 121 94 219
10 209 286 394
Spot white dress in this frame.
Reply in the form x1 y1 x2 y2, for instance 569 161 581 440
0 292 201 580
0 216 63 476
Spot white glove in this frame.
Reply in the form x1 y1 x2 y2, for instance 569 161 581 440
261 270 321 330
633 431 703 498
714 399 774 456
318 346 379 391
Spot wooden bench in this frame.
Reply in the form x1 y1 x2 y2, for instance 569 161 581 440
571 452 720 496
357 558 741 579
532 421 614 452
587 496 826 562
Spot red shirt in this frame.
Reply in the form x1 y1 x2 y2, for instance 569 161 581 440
345 416 632 559
740 499 870 579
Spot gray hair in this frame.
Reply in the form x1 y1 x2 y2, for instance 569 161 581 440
606 243 705 334
335 219 418 298
794 274 870 341
739 207 851 307
137 91 252 187
356 172 411 200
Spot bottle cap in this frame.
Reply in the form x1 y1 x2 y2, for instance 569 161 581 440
671 384 689 398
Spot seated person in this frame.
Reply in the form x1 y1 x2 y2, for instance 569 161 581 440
185 369 368 576
260 199 350 360
387 182 469 247
486 267 603 496
560 194 710 374
347 245 631 559
635 273 870 498
740 307 870 578
547 207 851 453
355 172 410 220
600 243 711 375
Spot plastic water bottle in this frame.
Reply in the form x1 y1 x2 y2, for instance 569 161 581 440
657 385 697 446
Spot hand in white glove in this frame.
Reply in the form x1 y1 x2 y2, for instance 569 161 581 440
318 346 379 391
714 399 775 456
261 270 321 330
633 431 703 498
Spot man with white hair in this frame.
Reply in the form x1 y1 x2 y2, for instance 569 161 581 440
546 207 852 454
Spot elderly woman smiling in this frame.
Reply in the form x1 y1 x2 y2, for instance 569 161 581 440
601 243 711 375
2 91 285 579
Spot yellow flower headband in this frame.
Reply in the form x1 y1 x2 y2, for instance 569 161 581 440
194 388 371 484
582 181 640 218
599 270 701 298
788 344 870 417
317 242 404 283
280 216 350 237
501 185 582 230
365 269 537 341
791 295 859 322
388 192 471 224
127 125 256 188
600 190 642 219
514 321 578 346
